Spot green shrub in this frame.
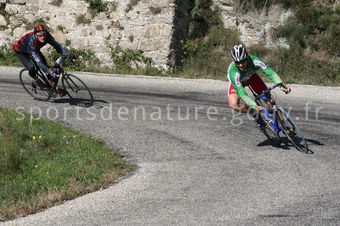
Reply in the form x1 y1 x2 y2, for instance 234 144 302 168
57 25 65 31
264 45 340 85
272 3 340 57
0 45 21 66
0 5 10 28
181 25 241 79
47 40 101 72
85 0 108 16
276 0 310 9
180 0 241 79
109 45 163 76
189 0 222 39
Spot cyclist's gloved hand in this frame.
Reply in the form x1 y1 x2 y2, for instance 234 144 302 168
51 72 58 78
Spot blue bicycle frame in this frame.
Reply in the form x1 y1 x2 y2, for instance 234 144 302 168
252 83 286 134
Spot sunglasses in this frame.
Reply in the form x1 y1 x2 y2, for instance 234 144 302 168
236 59 248 65
36 33 46 37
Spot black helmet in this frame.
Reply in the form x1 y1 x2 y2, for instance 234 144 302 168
231 44 248 63
34 24 47 35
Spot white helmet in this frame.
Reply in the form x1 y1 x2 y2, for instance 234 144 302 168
231 44 248 63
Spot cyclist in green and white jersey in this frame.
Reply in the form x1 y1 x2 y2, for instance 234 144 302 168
227 44 291 124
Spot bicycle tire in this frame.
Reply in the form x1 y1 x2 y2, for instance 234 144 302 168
277 106 309 152
255 96 281 145
19 69 51 101
258 109 281 145
62 73 93 107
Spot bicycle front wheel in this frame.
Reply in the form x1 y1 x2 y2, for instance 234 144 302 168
277 106 309 152
19 69 51 101
62 73 93 107
259 111 281 145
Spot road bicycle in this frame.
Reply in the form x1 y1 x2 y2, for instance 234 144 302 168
250 83 309 153
19 56 93 107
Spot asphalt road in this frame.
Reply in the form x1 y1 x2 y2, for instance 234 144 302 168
1 66 339 225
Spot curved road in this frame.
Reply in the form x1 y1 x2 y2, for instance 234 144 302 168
1 66 339 225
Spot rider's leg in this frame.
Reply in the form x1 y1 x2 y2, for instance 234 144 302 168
228 93 249 113
227 82 250 113
246 74 269 127
15 52 38 80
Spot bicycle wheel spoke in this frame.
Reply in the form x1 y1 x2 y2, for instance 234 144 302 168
277 107 309 152
19 69 50 101
62 74 93 107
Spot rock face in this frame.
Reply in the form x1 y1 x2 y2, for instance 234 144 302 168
0 0 305 70
212 0 292 48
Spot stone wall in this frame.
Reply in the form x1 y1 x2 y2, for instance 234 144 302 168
211 0 292 48
3 0 335 70
0 0 183 69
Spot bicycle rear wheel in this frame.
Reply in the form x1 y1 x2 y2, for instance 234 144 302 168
62 73 93 107
277 106 309 152
19 69 51 101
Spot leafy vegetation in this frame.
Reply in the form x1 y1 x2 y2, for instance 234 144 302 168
178 0 241 79
46 40 101 72
250 44 340 85
0 107 131 221
109 45 163 76
177 0 340 85
0 4 9 29
0 45 21 66
234 0 313 13
271 3 340 57
85 0 108 17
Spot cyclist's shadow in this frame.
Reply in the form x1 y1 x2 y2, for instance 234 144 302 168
257 137 323 154
52 97 109 108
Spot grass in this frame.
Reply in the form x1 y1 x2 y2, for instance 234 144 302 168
0 107 132 221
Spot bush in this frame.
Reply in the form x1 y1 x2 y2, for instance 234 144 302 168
0 45 21 66
272 3 340 57
85 0 108 17
276 0 310 9
46 40 101 72
110 45 163 76
181 25 241 79
264 45 340 85
189 0 222 39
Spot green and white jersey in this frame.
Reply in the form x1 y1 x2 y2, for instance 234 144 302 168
227 55 283 109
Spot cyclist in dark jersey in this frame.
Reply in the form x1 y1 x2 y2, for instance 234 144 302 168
227 44 291 125
14 24 70 95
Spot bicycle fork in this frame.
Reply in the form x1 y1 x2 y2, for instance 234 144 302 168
264 106 282 133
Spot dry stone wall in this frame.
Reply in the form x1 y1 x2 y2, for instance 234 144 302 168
0 0 189 70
